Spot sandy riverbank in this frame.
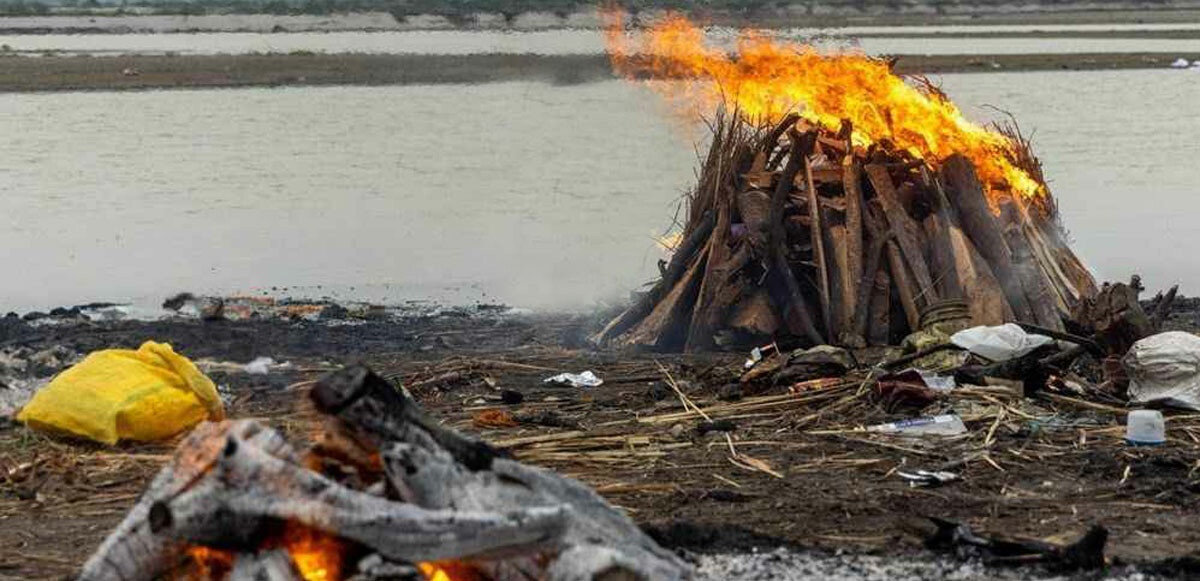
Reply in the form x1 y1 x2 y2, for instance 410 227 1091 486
0 51 1194 93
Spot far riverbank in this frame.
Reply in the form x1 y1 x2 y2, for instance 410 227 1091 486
1 51 1195 92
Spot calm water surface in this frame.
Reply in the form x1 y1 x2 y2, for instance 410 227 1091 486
1 69 1198 311
8 29 1200 56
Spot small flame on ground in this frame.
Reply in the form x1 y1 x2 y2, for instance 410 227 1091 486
418 561 483 581
282 522 345 581
603 11 1046 208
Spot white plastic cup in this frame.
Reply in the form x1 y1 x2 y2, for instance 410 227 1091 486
1126 410 1166 446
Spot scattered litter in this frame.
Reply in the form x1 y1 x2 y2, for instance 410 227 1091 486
876 371 944 409
244 356 276 375
897 469 960 487
892 368 956 391
1124 331 1200 410
1171 57 1191 68
544 370 604 388
950 323 1054 362
15 341 224 444
744 346 764 369
867 414 968 437
1126 409 1166 446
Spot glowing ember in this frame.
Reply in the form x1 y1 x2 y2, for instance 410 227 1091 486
604 12 1046 207
282 522 345 581
418 561 483 581
184 546 234 579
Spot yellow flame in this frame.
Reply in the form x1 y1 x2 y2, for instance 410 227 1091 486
282 523 344 581
604 11 1045 206
418 561 482 581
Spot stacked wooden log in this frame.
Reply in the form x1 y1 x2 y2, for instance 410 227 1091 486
596 112 1098 351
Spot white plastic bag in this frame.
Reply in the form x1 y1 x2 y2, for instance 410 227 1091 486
950 323 1053 362
1123 331 1200 411
544 371 604 388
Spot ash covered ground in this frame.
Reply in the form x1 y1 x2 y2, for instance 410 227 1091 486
3 296 1200 579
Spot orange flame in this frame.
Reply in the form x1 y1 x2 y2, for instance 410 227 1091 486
419 561 484 581
282 522 345 581
604 12 1045 206
184 546 234 580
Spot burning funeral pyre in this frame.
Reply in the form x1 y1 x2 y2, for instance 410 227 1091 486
77 366 690 581
596 15 1098 351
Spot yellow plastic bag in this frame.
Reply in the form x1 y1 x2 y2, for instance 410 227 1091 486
16 341 225 444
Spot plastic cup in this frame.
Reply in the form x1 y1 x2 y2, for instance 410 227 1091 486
1126 410 1166 446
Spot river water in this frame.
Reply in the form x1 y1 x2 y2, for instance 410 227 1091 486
7 28 1200 56
1 68 1198 311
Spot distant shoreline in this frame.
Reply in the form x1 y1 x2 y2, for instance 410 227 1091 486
0 51 1194 93
4 7 1200 35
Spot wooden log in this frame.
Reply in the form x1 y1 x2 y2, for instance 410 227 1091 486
826 213 849 341
805 151 834 338
229 550 303 581
77 421 301 581
865 164 939 307
685 195 742 351
769 130 823 345
868 266 892 346
999 204 1066 331
764 113 801 171
728 288 780 337
1036 218 1099 303
923 211 964 300
843 157 865 327
593 211 715 345
621 245 709 349
313 366 692 581
148 421 569 564
939 155 1038 324
1016 215 1076 313
1070 282 1155 355
883 238 920 333
863 200 919 333
920 168 966 301
736 190 771 257
849 230 892 346
946 222 1013 326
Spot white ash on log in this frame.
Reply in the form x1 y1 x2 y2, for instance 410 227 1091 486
78 366 691 581
594 111 1098 352
312 365 692 581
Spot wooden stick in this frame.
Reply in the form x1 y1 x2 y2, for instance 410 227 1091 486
1000 204 1065 331
865 164 938 308
850 231 892 345
868 263 892 346
939 155 1037 324
594 211 715 344
806 149 834 338
843 156 865 325
769 130 823 345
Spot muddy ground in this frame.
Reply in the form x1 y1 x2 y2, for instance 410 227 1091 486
3 301 1200 579
0 51 1195 94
